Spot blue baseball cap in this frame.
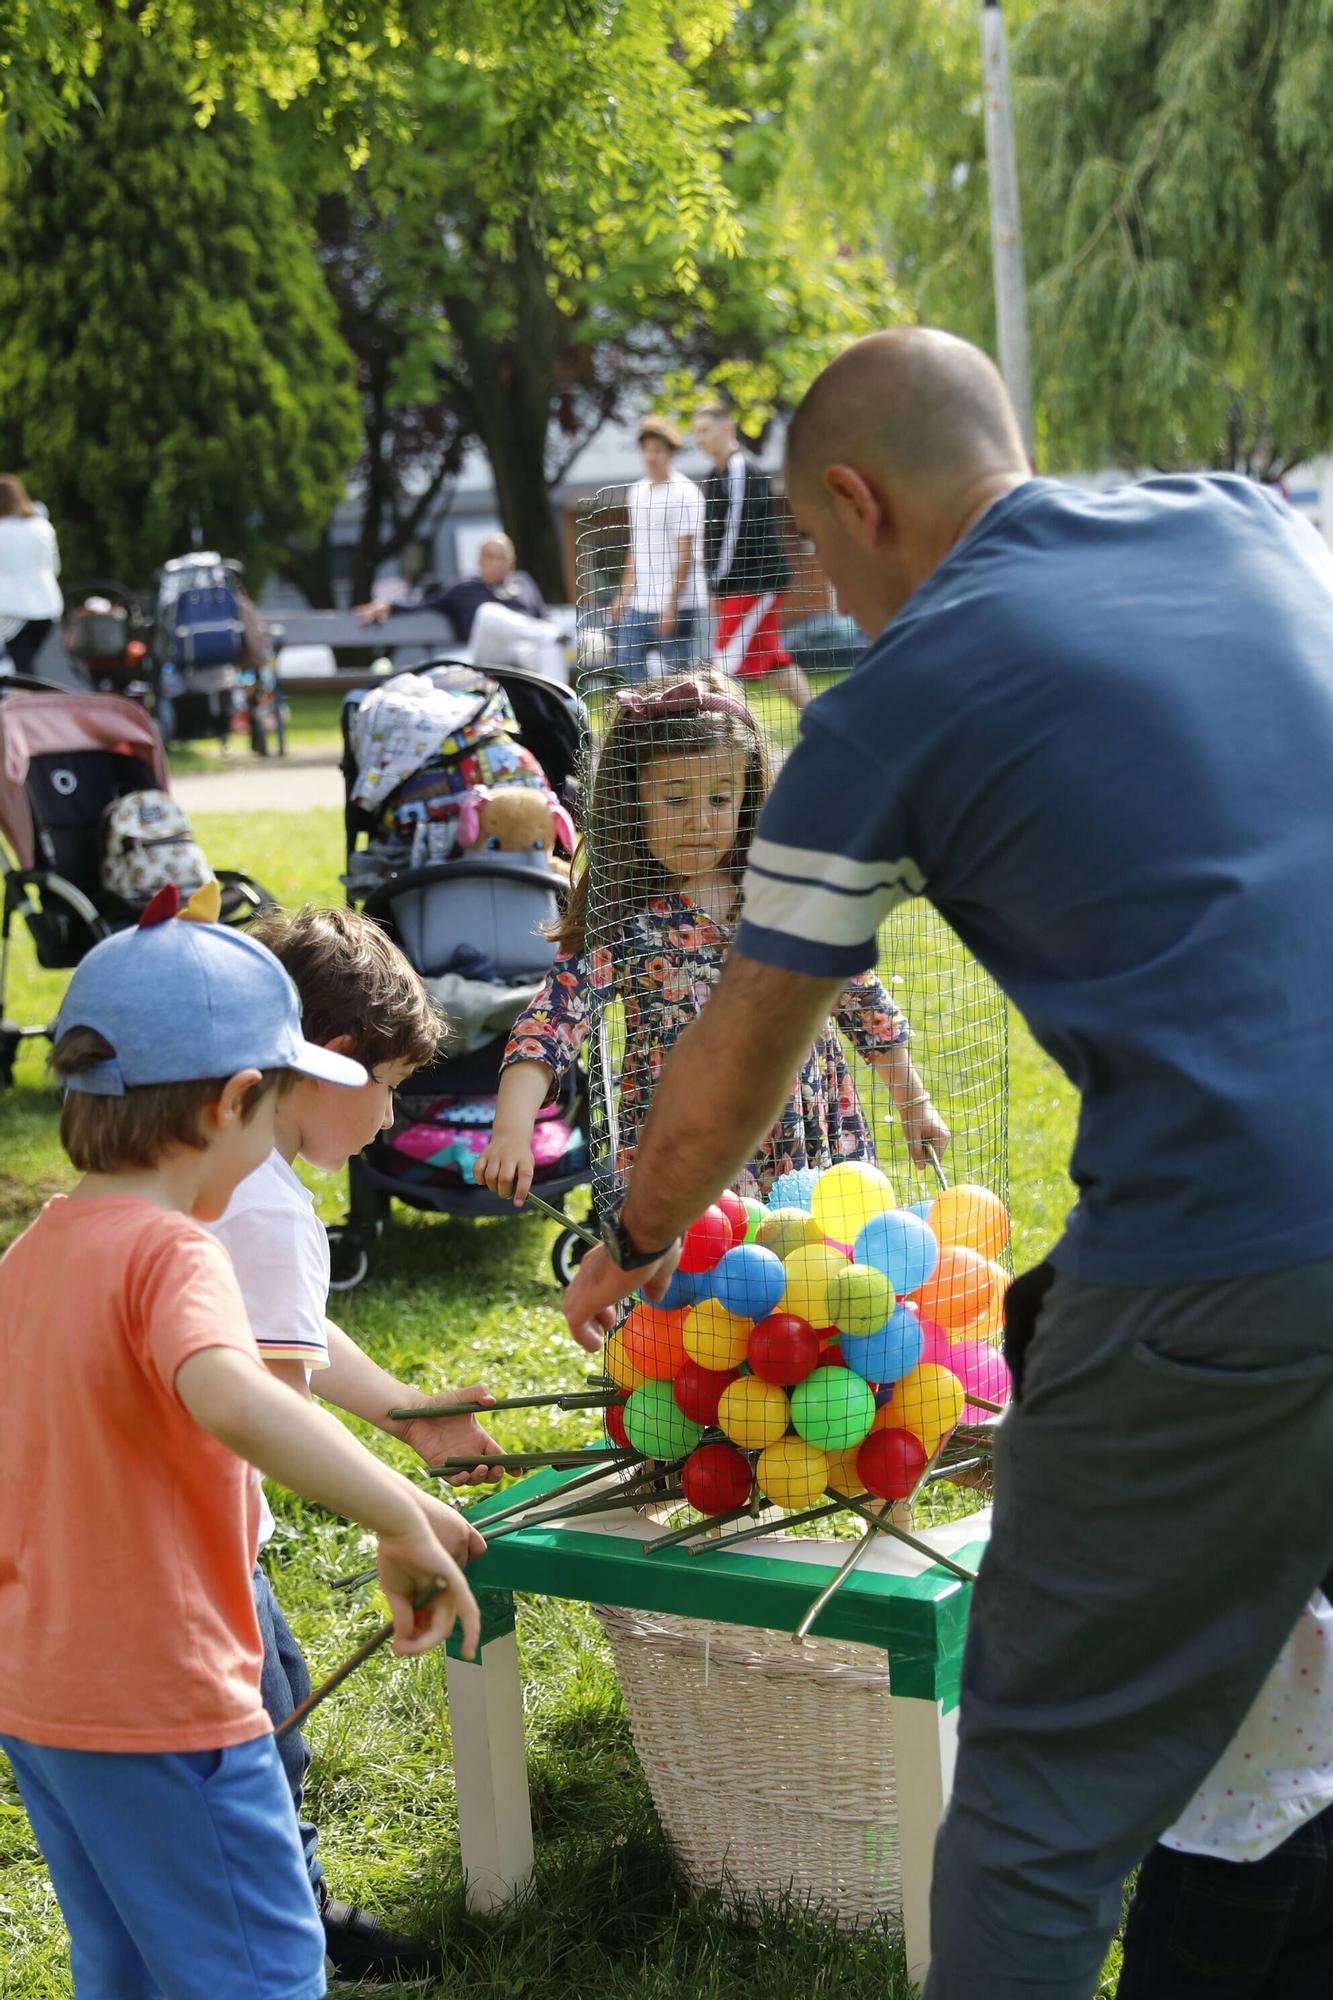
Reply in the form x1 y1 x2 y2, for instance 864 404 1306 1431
55 914 368 1096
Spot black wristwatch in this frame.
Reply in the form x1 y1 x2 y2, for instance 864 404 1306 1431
601 1204 677 1272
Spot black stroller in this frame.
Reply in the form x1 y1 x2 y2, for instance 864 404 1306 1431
331 658 592 1289
0 675 275 1084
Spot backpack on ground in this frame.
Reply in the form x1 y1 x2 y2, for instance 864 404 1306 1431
100 790 210 904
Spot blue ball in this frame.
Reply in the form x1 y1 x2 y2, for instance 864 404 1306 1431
854 1209 939 1297
840 1306 925 1386
904 1199 934 1224
765 1167 820 1214
710 1243 787 1321
650 1265 712 1310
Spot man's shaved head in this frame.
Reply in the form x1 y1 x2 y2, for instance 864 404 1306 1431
783 328 1032 639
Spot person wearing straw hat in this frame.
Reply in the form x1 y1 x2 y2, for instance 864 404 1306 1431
564 327 1333 1998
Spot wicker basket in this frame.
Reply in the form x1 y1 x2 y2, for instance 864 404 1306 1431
593 1603 901 1928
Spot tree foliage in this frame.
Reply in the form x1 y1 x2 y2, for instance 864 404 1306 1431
0 19 360 584
791 0 1333 476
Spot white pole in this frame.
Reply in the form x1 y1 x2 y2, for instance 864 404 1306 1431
980 0 1034 460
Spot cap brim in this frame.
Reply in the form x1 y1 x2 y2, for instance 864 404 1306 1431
289 1040 370 1087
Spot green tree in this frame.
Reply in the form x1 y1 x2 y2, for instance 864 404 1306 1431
0 17 360 586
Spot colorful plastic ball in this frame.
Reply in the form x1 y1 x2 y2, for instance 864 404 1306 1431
673 1358 741 1427
816 1344 850 1368
916 1316 959 1370
605 1402 630 1450
853 1209 939 1298
928 1184 1011 1262
618 1302 688 1380
680 1205 733 1274
712 1244 787 1321
825 1262 894 1339
652 1264 712 1311
949 1337 1013 1419
904 1199 935 1223
756 1207 825 1258
682 1299 752 1373
878 1362 966 1454
623 1380 704 1460
780 1243 850 1323
604 1328 648 1392
911 1245 997 1331
840 1305 924 1387
682 1441 754 1515
741 1197 767 1244
718 1375 790 1450
747 1312 821 1386
765 1167 820 1213
716 1188 751 1247
823 1443 866 1494
810 1160 896 1247
857 1427 928 1501
789 1369 876 1452
757 1437 830 1511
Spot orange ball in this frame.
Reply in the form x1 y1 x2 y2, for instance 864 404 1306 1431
619 1302 688 1380
928 1184 1011 1261
911 1245 997 1331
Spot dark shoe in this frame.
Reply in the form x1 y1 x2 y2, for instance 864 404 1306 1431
320 1897 445 1983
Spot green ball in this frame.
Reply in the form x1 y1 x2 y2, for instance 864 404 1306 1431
756 1207 824 1259
826 1263 893 1338
623 1380 705 1461
742 1197 767 1245
790 1370 876 1452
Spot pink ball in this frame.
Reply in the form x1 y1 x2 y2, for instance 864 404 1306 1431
950 1337 1012 1418
917 1316 957 1369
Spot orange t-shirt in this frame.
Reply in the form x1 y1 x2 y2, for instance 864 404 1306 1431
0 1195 269 1751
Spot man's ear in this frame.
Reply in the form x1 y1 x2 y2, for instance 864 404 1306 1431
213 1069 264 1127
824 463 886 549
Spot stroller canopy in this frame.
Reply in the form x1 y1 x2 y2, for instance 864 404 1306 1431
0 689 168 871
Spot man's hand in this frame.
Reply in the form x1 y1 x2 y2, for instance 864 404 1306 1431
355 600 390 625
562 1241 682 1353
395 1384 503 1486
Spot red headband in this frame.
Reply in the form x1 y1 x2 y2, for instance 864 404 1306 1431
614 679 753 728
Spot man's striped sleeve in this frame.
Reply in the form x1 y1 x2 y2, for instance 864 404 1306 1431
735 712 926 978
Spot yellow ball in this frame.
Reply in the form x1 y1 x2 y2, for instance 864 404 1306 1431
718 1375 790 1450
757 1437 830 1511
756 1207 826 1258
682 1300 752 1373
928 1185 1011 1261
779 1244 850 1324
810 1160 896 1246
604 1329 648 1392
879 1363 966 1455
823 1444 866 1496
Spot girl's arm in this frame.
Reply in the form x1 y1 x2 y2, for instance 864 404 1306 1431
836 973 951 1167
474 1060 554 1204
476 952 595 1202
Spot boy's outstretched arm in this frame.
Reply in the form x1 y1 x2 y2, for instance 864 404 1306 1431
320 1322 502 1485
177 1346 482 1659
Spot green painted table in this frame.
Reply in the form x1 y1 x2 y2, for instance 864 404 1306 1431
443 1463 988 1981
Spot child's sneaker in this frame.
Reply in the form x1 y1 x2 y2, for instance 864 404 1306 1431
320 1896 445 1983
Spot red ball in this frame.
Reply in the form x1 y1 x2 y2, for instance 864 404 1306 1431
674 1358 740 1426
857 1427 928 1501
679 1205 733 1274
817 1345 850 1369
682 1441 754 1515
716 1188 750 1247
604 1402 629 1450
747 1313 821 1386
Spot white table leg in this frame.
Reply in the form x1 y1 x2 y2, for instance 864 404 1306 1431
889 1689 959 1986
445 1626 536 1913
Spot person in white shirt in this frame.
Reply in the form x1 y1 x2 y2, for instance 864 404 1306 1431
1117 1590 1333 1997
0 475 62 676
609 418 707 683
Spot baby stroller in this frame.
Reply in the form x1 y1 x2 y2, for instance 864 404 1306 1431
63 581 157 705
154 553 286 757
0 675 275 1085
331 657 591 1289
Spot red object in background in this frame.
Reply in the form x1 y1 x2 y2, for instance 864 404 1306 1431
605 1403 629 1450
679 1205 733 1273
674 1358 740 1426
747 1312 821 1386
816 1345 851 1369
716 1189 750 1247
682 1440 754 1515
857 1427 927 1501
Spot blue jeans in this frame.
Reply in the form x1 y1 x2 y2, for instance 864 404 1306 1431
253 1565 325 1899
1118 1808 1333 1998
613 607 703 684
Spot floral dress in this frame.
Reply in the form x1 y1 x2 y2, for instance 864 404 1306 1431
501 891 909 1199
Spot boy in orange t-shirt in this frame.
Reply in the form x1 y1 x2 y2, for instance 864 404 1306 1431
0 895 483 2000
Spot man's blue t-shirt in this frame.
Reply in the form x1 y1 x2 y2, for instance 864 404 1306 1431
736 475 1333 1284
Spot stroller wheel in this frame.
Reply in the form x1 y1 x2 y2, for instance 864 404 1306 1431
551 1226 590 1289
328 1226 371 1291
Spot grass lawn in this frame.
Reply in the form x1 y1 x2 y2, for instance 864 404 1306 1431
0 804 1124 1999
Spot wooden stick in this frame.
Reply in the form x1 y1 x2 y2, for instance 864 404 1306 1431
686 1495 851 1555
425 1450 617 1474
642 1501 752 1553
274 1582 445 1742
389 1389 624 1421
519 1188 601 1245
793 1506 890 1643
828 1489 978 1584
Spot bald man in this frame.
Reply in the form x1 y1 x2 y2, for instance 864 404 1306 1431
564 328 1333 1995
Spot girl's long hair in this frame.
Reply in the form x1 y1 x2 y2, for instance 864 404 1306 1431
554 670 773 955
